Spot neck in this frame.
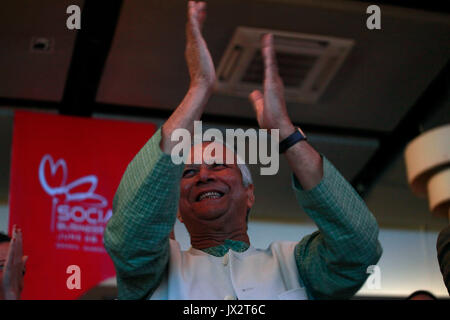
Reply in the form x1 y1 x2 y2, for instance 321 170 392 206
190 229 249 250
182 207 250 250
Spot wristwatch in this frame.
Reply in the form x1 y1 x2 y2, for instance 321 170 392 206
279 127 307 154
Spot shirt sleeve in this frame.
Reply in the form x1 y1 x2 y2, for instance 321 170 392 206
292 156 383 299
103 127 184 300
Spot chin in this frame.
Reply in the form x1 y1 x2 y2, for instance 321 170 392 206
191 202 228 221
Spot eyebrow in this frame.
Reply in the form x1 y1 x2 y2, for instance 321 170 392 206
184 165 199 170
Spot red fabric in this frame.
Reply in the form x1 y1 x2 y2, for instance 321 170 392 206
9 110 157 299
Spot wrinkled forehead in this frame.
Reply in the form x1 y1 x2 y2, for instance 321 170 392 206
187 141 237 165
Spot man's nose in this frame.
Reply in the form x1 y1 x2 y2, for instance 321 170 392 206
197 166 215 184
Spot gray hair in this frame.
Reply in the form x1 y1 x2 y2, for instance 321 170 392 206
237 163 253 188
191 137 253 188
238 163 253 223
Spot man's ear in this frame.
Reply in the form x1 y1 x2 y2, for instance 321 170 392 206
246 184 255 209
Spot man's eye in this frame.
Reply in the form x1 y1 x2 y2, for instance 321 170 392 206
182 169 196 177
212 163 227 169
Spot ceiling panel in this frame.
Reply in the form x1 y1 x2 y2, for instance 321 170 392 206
97 0 450 132
0 0 83 102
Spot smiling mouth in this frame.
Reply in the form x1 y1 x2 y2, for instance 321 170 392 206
196 191 225 202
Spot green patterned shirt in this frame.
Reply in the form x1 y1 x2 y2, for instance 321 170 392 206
104 127 382 300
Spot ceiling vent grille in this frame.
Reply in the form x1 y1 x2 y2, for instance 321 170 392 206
215 27 354 104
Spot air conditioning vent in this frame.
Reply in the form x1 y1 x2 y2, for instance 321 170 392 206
215 27 354 104
241 50 318 87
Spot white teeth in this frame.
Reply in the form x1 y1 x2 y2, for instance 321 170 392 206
198 191 222 201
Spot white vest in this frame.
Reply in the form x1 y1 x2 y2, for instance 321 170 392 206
150 239 309 300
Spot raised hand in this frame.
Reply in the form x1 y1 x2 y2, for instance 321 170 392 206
185 1 216 90
249 34 295 139
160 1 216 154
2 225 27 300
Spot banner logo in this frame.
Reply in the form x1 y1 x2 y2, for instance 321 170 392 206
39 154 112 252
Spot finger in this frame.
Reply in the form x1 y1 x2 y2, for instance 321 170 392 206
187 1 198 24
249 90 264 111
188 1 196 11
187 0 194 18
261 33 279 81
188 2 205 20
187 1 202 36
196 2 207 30
14 228 23 262
249 90 264 124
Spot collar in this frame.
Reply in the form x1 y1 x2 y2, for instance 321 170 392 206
200 239 250 257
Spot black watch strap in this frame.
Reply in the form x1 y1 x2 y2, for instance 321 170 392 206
279 128 307 154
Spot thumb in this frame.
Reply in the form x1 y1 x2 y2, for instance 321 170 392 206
249 90 264 121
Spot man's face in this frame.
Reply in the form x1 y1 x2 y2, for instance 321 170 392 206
178 142 254 232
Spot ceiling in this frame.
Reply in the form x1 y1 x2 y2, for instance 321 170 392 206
0 0 449 230
97 0 449 133
0 0 82 102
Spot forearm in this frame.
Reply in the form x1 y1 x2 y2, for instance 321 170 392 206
160 85 212 154
293 157 382 299
281 124 323 191
104 128 184 299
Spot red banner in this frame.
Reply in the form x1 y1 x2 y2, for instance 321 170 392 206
9 110 157 299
